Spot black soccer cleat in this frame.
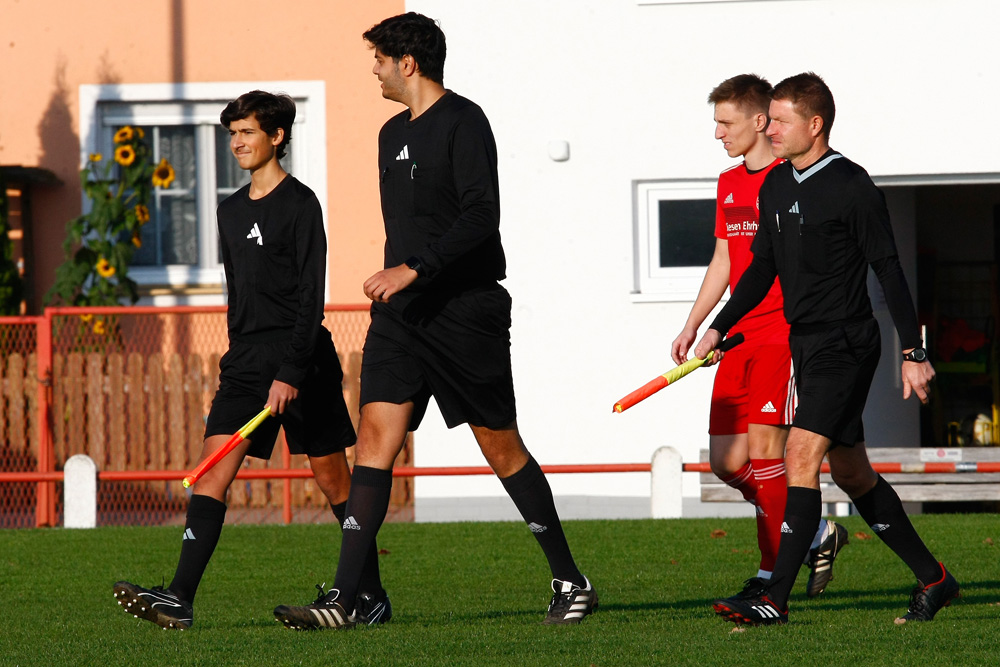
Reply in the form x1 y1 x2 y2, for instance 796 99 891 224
543 576 598 625
355 590 393 625
894 563 960 624
113 581 193 630
713 593 788 626
731 576 770 600
806 520 849 597
274 584 356 630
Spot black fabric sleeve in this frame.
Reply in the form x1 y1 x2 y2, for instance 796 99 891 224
871 256 922 350
275 195 327 388
709 255 777 336
420 112 500 277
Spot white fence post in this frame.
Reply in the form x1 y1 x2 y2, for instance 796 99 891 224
651 446 682 518
64 454 97 529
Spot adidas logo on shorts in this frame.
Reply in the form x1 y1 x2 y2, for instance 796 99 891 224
761 401 777 413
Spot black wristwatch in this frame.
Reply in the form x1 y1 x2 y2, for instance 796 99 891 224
903 348 928 362
404 256 424 277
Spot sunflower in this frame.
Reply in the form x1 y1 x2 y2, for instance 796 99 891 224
151 158 176 188
89 153 103 162
114 145 136 167
96 257 116 278
79 313 93 323
113 126 134 143
93 320 106 335
135 204 150 224
131 232 142 248
135 127 145 138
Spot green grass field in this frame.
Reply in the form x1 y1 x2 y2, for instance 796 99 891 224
3 514 998 666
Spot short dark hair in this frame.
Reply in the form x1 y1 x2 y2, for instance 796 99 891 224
707 74 772 116
220 90 296 159
363 12 446 85
772 72 836 138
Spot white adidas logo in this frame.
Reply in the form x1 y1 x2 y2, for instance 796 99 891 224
183 528 196 540
871 523 890 533
781 522 793 534
528 522 548 533
751 604 782 619
761 401 777 413
724 192 734 204
395 145 410 161
246 222 263 245
789 201 800 214
343 516 361 531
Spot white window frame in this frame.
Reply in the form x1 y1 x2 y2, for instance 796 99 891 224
79 81 327 296
632 179 717 302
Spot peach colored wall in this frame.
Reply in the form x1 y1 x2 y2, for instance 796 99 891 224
0 0 404 310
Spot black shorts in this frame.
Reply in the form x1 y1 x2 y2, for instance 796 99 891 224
205 328 357 459
360 284 517 431
790 317 881 446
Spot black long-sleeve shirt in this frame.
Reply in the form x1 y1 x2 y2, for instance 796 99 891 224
711 151 921 349
377 91 506 290
217 175 326 387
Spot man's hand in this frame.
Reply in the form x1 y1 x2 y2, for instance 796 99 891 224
671 327 698 365
267 380 298 415
692 329 723 366
902 358 936 404
364 264 418 303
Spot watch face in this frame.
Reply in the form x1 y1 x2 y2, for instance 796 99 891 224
908 348 927 362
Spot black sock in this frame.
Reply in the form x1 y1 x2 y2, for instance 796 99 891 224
168 494 227 603
330 500 384 597
851 475 940 584
767 486 821 609
499 456 584 586
332 466 392 609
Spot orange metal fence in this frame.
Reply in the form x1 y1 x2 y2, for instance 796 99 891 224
0 304 418 528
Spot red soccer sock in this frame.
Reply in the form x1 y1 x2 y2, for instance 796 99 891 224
720 462 757 504
751 458 787 575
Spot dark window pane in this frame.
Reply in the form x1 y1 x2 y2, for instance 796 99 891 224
658 199 715 267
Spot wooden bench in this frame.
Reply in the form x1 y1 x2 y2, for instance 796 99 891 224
699 447 1000 505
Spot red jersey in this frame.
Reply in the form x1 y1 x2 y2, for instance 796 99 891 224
714 159 789 346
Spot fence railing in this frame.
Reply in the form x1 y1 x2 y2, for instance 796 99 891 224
0 304 414 528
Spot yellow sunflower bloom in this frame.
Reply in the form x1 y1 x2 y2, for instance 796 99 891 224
135 127 145 138
135 204 150 224
89 153 103 162
115 145 136 167
151 158 176 188
93 320 106 335
80 313 93 323
96 257 116 278
113 126 134 143
131 232 142 248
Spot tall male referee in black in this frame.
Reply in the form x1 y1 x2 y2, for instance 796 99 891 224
273 13 596 629
695 73 959 626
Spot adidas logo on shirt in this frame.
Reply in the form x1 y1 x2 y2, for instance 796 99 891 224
246 222 263 246
761 401 777 413
789 201 800 214
395 145 410 161
528 522 548 533
724 192 734 204
343 516 361 531
183 528 196 540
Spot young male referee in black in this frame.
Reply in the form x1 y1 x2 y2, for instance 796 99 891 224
694 73 959 627
113 91 388 629
273 13 596 629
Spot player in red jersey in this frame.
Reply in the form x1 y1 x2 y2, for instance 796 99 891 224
671 74 846 600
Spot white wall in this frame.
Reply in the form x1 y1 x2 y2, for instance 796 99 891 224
401 0 1000 504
